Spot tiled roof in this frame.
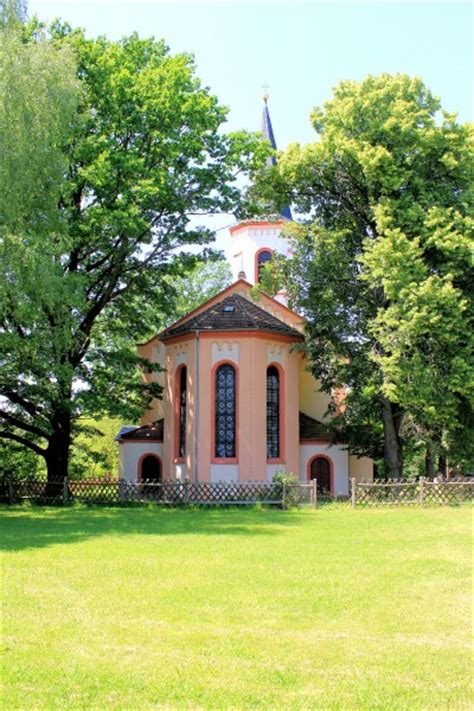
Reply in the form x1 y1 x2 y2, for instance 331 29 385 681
299 412 332 441
118 415 342 444
160 294 303 341
117 419 164 441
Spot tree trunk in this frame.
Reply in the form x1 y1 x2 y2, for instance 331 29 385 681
425 442 435 479
44 412 71 498
438 453 448 478
381 395 403 478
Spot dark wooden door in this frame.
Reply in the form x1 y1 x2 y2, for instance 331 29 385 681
310 457 331 494
141 455 161 483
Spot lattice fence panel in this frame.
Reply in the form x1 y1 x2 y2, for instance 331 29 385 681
9 479 64 504
188 482 283 505
423 481 474 505
355 478 474 507
356 480 419 506
71 479 121 504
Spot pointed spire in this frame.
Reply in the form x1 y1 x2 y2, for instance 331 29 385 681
261 110 277 165
260 89 292 220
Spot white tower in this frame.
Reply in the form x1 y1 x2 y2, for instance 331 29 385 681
230 92 292 304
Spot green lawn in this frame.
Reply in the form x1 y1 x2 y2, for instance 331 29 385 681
1 505 472 710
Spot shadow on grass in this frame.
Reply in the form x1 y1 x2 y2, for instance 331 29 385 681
0 504 308 552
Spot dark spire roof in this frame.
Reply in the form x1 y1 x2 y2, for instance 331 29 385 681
261 102 278 166
160 293 303 341
261 97 292 221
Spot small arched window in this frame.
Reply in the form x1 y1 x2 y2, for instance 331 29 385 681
266 366 280 459
140 455 162 483
257 249 272 282
178 366 187 458
215 364 236 458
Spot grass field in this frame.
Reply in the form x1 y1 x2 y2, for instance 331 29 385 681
1 504 472 709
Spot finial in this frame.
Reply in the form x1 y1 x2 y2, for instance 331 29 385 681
262 82 270 103
238 253 246 280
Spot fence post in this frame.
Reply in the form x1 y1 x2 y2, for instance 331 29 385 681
184 480 189 506
419 476 425 507
8 476 14 505
119 478 126 505
63 477 69 506
312 479 317 509
351 478 356 508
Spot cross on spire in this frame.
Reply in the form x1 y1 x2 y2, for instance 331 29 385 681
262 82 270 103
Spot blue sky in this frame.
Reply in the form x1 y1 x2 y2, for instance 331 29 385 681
29 1 473 140
29 1 473 249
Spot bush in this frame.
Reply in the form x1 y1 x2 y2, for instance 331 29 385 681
273 470 299 508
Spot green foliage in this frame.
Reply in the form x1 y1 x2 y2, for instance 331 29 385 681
0 0 27 29
0 17 264 477
361 209 474 466
0 22 79 234
272 469 299 508
163 257 232 326
69 417 121 479
260 74 473 473
272 469 299 486
0 439 46 478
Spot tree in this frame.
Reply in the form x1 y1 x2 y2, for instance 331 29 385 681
0 438 46 479
69 417 122 479
0 0 27 29
362 210 474 473
258 74 473 476
164 257 232 324
0 19 265 483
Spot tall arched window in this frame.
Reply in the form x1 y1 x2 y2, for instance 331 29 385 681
267 366 280 459
215 364 236 458
176 366 187 458
257 249 272 282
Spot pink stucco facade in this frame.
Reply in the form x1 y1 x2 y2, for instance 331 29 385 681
118 225 374 489
133 282 303 482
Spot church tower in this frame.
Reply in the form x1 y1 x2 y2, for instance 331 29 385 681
230 93 292 301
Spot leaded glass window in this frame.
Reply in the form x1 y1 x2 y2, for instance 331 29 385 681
257 250 272 282
267 365 280 459
215 364 236 458
179 366 187 457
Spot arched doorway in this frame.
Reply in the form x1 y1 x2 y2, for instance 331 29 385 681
309 456 332 494
139 454 162 483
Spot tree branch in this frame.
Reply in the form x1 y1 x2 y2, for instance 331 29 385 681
0 410 49 439
0 431 46 457
2 390 46 420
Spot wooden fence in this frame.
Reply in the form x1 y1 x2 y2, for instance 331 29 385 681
2 476 471 508
351 477 474 507
0 477 317 508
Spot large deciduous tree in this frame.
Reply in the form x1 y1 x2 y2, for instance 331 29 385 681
258 74 473 476
0 18 264 482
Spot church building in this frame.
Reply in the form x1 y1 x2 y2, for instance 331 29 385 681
117 98 373 495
